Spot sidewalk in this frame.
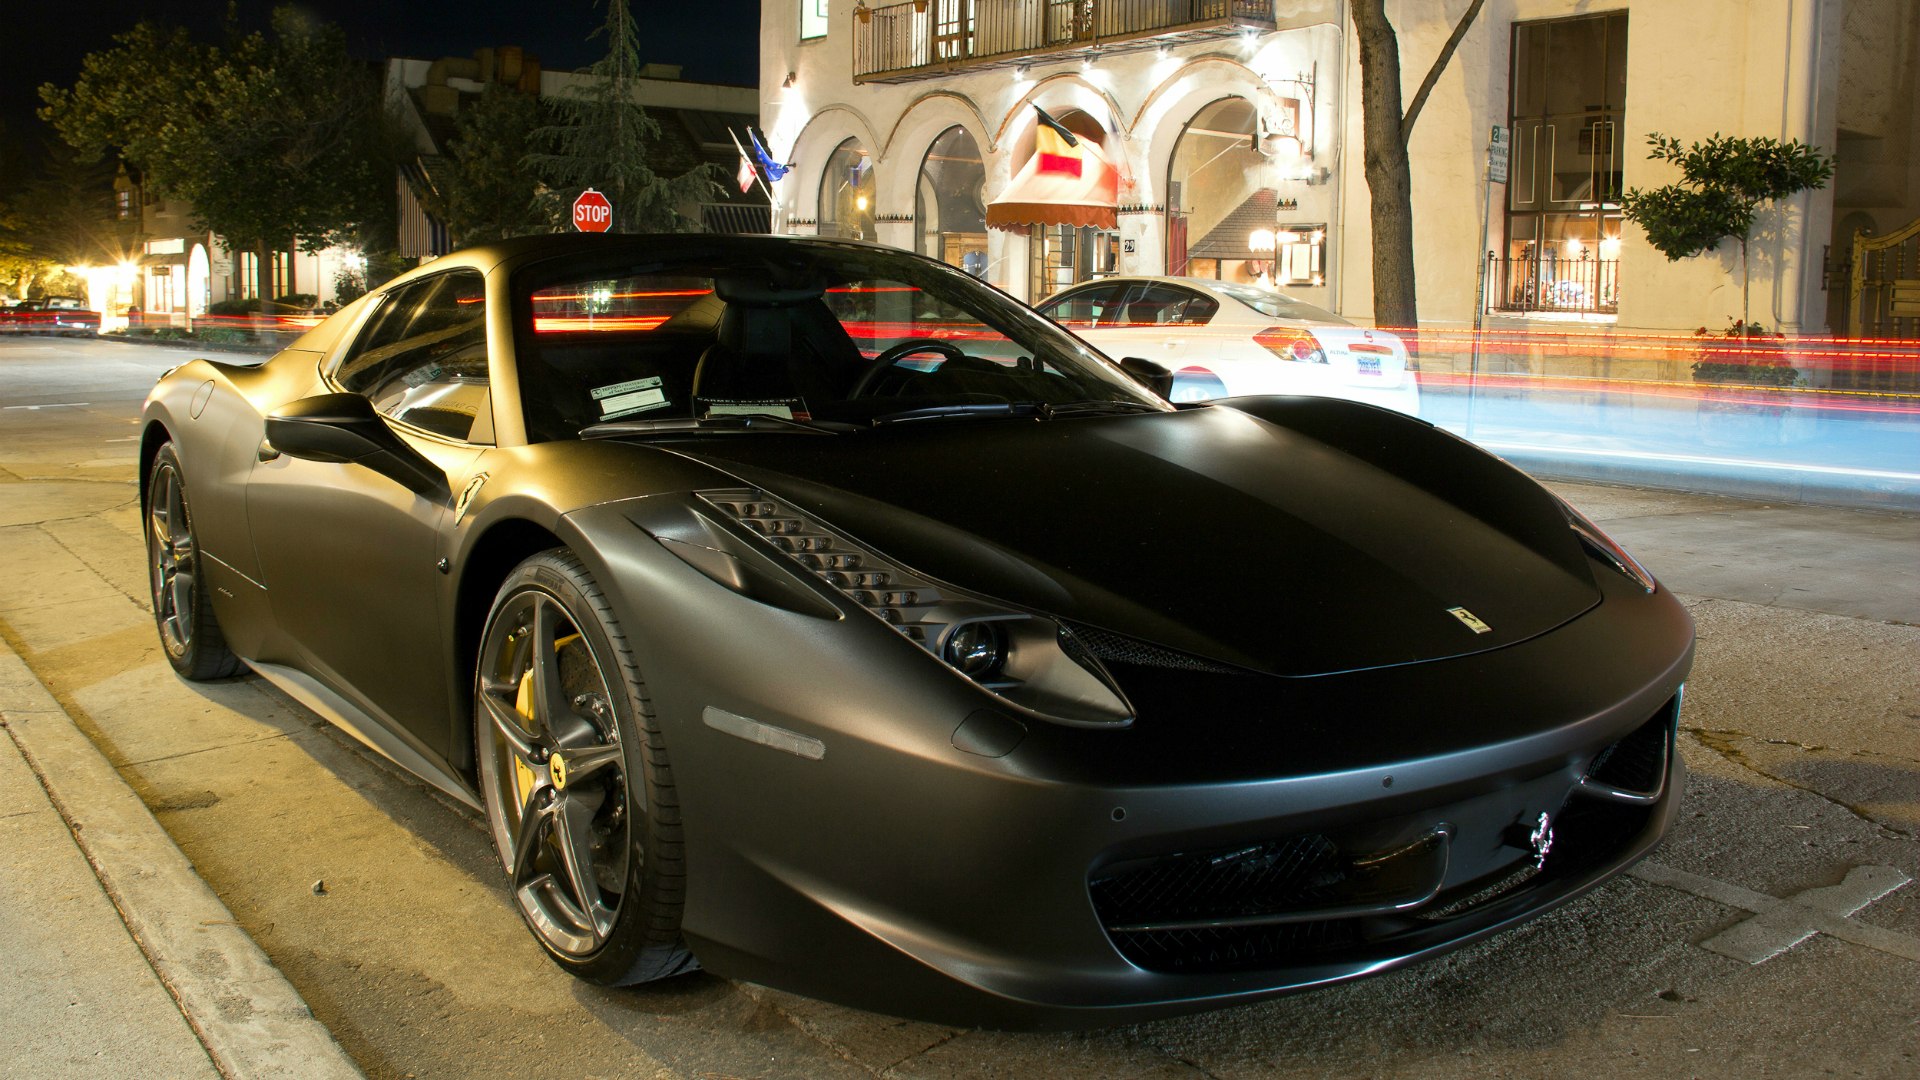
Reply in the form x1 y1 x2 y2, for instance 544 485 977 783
0 640 362 1080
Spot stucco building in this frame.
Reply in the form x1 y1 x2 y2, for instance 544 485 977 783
760 1 1918 336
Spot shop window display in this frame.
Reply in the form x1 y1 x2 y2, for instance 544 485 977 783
819 139 877 242
915 126 988 275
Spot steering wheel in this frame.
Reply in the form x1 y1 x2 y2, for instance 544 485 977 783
851 338 969 397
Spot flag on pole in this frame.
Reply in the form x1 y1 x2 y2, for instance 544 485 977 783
747 129 793 182
736 153 757 194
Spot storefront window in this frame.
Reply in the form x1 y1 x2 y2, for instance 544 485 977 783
819 138 876 241
915 126 987 275
1502 11 1627 315
1030 225 1117 301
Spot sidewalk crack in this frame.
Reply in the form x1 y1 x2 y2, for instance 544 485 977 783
1684 726 1916 840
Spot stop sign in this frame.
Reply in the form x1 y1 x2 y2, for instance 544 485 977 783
572 189 613 233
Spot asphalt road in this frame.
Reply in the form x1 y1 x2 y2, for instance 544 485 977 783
2 335 1916 1079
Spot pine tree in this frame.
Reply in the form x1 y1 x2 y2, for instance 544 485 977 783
529 0 721 233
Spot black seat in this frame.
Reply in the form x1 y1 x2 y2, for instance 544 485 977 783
692 299 863 414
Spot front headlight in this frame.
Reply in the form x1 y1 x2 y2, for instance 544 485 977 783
1557 497 1657 593
700 490 1133 728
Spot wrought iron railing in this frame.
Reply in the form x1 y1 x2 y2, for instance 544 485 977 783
1490 255 1620 316
854 1 1277 82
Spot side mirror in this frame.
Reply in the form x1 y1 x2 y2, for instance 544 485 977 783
266 393 448 499
1117 356 1174 399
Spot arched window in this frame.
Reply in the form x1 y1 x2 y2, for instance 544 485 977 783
818 138 876 241
1169 98 1289 286
915 127 987 275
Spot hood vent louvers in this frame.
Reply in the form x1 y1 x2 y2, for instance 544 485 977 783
1063 624 1246 675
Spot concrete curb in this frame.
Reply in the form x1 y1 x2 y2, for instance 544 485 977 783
0 641 364 1080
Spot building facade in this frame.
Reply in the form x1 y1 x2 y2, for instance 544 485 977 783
386 48 766 259
761 1 1918 335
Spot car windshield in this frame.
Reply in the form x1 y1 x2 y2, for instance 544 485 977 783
512 241 1167 440
1210 282 1350 325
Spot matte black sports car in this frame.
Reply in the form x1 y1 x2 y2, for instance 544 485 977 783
140 234 1692 1028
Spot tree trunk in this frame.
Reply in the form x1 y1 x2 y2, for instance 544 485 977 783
1350 0 1419 332
255 238 273 314
1739 233 1751 332
283 237 296 301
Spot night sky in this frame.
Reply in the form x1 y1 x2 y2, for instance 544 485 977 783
1 1 760 165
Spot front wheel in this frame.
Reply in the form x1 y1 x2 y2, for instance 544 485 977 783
146 442 243 680
474 549 696 985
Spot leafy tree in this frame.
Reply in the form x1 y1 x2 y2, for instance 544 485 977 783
40 8 394 307
0 146 120 298
1348 0 1487 333
1620 133 1835 332
529 0 721 233
426 84 560 244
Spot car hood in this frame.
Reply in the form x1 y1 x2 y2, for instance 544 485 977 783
662 401 1600 677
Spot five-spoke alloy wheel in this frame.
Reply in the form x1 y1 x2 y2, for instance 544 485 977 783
146 442 242 680
476 549 694 984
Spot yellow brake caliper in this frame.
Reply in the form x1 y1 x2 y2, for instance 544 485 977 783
510 632 583 809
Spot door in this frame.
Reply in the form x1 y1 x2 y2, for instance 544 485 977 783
247 270 491 757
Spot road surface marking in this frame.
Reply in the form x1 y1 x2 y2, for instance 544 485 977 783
1630 861 1917 963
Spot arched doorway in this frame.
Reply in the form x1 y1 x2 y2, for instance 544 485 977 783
818 138 876 241
915 126 987 275
1168 97 1277 285
187 243 210 318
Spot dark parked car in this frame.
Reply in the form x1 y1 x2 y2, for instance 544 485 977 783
139 234 1692 1028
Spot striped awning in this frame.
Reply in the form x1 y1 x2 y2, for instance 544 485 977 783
986 124 1119 232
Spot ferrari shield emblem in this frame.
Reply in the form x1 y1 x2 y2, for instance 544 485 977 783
1447 606 1493 634
548 751 569 791
1528 811 1555 868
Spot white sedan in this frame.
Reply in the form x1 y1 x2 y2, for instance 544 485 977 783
1038 277 1421 417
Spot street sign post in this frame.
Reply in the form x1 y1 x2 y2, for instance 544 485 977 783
1487 125 1510 185
572 189 613 233
1470 126 1510 437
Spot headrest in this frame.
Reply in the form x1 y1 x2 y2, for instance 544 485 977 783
715 304 792 357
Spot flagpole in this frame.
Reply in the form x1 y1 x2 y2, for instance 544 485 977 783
727 128 778 209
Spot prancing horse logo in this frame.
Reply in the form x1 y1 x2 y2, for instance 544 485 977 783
1528 811 1554 868
1447 606 1493 634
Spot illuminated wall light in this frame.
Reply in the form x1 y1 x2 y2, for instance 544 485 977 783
1600 236 1622 259
1565 237 1585 257
855 194 870 211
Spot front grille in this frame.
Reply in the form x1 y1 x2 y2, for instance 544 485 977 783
1063 624 1244 674
1585 704 1673 795
1091 698 1680 975
1091 835 1344 930
1107 920 1363 974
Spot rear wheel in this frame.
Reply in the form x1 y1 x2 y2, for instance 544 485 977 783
146 443 243 680
475 549 696 984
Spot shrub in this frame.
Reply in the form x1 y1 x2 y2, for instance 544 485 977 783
1690 319 1802 387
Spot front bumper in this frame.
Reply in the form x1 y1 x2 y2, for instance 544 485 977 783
564 500 1693 1028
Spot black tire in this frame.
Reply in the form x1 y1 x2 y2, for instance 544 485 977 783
145 443 245 680
474 548 696 985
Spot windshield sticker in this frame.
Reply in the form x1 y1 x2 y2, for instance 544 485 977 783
704 398 805 420
591 376 669 419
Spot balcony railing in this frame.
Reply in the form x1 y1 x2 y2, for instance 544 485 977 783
853 1 1278 83
1490 255 1620 317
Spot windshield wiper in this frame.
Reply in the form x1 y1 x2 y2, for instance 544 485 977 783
1038 400 1164 417
579 414 852 439
870 399 1162 427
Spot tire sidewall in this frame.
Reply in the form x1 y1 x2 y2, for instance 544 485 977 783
476 549 687 984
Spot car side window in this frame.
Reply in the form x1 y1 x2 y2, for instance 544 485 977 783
1116 283 1218 326
1038 284 1123 328
333 271 489 441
